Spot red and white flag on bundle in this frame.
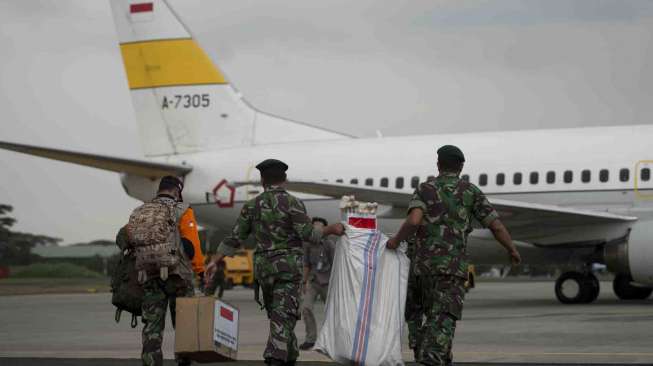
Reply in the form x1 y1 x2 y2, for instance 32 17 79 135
129 1 154 22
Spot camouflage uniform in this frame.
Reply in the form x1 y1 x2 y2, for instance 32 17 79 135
138 196 197 366
404 234 423 354
409 173 498 366
217 185 322 363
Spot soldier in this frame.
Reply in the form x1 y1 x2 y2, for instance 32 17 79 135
404 233 424 360
137 176 206 366
206 159 344 366
386 145 521 366
299 217 337 351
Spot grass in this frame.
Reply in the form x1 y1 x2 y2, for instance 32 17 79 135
0 263 109 296
12 263 104 279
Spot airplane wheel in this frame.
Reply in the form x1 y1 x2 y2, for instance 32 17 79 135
555 272 599 304
613 274 653 300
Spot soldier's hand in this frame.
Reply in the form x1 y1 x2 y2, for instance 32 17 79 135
386 237 399 249
508 249 522 266
324 223 345 236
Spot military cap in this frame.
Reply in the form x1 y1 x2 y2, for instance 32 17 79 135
159 175 184 192
255 159 289 172
437 145 465 162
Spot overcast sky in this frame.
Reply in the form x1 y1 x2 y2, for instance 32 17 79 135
0 0 652 244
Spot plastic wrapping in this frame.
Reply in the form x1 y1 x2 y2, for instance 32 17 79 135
315 225 409 366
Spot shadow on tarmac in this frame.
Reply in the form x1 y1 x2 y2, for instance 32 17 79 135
0 359 648 366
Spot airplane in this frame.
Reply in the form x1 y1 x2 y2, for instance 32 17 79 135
0 0 651 305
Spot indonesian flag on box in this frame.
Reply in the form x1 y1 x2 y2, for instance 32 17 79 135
129 1 154 22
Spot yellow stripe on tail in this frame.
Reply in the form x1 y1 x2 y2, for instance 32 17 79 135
120 39 228 89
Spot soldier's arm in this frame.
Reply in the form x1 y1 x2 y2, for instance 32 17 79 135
387 187 425 249
472 188 521 265
215 202 254 258
288 197 344 244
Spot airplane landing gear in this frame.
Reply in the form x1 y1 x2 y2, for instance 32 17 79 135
613 274 652 300
555 271 600 304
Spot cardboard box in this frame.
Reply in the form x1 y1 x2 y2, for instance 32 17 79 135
175 297 238 362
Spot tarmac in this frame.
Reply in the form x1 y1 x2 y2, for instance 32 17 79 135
1 280 652 365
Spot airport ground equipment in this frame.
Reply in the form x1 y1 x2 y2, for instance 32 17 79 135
223 250 254 289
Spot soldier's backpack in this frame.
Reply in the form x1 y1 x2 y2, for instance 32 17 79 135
126 197 189 283
111 227 143 328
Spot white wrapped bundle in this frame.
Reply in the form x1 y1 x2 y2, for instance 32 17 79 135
314 224 409 366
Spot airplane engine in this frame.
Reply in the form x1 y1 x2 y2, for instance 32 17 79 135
119 173 159 202
603 224 653 300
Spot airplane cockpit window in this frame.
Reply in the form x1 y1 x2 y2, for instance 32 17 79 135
461 174 469 181
581 169 591 183
365 178 373 186
336 179 343 183
546 171 555 184
350 178 359 185
411 176 419 189
396 177 404 189
380 177 389 187
479 174 488 186
599 169 609 182
513 172 522 185
496 173 505 186
642 168 651 182
620 168 630 182
530 172 539 185
564 170 573 183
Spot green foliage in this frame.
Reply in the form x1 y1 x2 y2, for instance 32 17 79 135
12 262 103 278
0 204 61 266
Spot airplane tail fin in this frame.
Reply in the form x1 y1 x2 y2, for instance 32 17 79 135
109 0 351 157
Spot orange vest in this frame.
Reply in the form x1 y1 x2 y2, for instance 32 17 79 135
179 207 205 274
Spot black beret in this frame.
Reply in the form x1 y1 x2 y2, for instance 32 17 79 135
437 145 465 162
255 159 289 172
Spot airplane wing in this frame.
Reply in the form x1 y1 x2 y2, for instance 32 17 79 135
0 140 191 178
277 180 637 247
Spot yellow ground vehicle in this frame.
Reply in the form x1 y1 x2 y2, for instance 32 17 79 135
223 249 254 289
464 264 476 291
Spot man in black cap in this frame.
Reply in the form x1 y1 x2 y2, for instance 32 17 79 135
206 159 344 366
387 146 521 366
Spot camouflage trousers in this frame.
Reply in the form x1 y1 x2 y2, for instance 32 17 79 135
405 268 424 351
255 251 303 362
415 275 466 366
141 275 194 366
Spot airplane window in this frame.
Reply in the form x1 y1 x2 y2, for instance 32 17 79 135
479 174 488 186
599 169 609 182
620 168 629 182
411 176 420 189
380 177 388 187
461 174 469 181
581 169 591 183
350 178 358 185
546 171 555 184
530 172 539 184
564 170 573 183
396 177 404 189
496 173 505 186
642 168 651 182
336 179 343 183
365 178 373 186
513 172 522 185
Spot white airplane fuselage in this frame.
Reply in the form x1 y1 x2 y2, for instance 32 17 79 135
121 124 653 282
